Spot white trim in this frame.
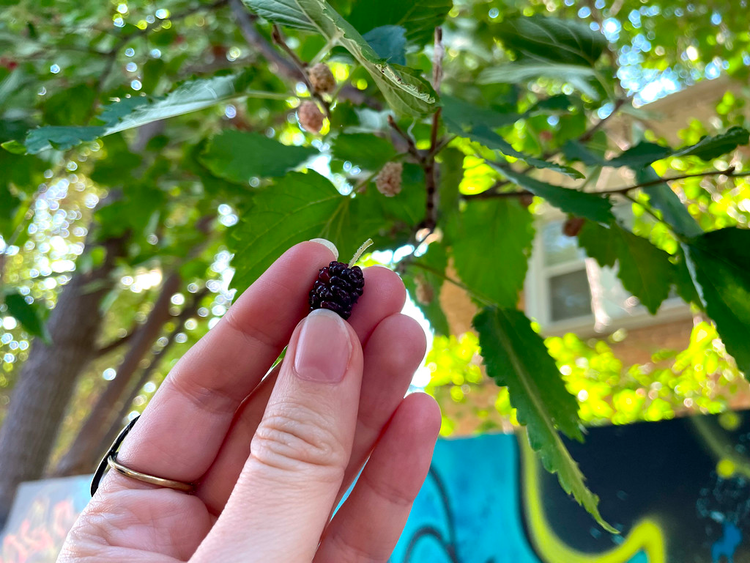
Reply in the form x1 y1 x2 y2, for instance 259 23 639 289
524 211 693 338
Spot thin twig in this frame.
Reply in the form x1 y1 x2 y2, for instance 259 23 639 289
388 115 422 162
578 97 629 144
271 24 331 117
464 167 750 200
480 96 631 195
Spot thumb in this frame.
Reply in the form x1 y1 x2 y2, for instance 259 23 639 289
193 308 363 563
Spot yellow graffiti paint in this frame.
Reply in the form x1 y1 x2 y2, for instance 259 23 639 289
520 436 666 563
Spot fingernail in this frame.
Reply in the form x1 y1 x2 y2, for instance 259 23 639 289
308 238 338 260
294 309 351 383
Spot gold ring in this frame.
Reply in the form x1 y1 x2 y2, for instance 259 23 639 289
107 454 196 493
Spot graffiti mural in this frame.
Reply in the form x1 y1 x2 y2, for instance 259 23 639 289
394 410 750 563
0 476 89 563
3 411 750 562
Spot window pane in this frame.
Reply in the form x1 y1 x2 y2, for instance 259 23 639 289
549 269 592 321
542 220 586 267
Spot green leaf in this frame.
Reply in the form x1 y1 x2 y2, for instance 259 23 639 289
494 15 608 67
571 128 750 168
230 171 362 292
330 132 396 170
468 125 583 178
672 126 750 161
441 94 521 132
606 142 672 169
4 292 50 343
141 58 167 95
684 228 750 375
200 130 318 183
42 83 97 126
448 198 534 307
346 0 453 46
478 63 601 100
637 167 704 238
473 306 614 532
89 134 143 186
494 165 615 224
577 221 674 314
14 74 252 154
404 243 451 335
243 0 437 116
0 183 21 239
362 25 406 65
673 249 701 306
562 140 605 167
437 147 463 222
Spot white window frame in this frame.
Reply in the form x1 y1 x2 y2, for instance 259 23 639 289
524 206 692 337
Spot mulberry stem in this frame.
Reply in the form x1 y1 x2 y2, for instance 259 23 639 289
349 239 373 266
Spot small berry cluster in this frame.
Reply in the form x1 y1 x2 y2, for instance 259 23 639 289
376 162 403 197
309 239 373 320
309 262 365 319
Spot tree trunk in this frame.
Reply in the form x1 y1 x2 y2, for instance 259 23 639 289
91 287 209 466
0 236 125 526
53 271 182 476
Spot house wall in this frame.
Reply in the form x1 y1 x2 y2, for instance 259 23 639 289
434 77 749 436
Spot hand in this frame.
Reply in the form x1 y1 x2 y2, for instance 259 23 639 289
59 240 441 563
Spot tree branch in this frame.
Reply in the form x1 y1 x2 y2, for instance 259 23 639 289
228 0 305 82
464 167 750 200
94 327 139 358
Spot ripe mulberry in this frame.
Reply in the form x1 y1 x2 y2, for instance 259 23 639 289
298 101 325 133
309 63 336 94
309 239 372 320
376 162 403 197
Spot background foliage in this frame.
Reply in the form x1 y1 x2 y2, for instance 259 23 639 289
0 0 749 530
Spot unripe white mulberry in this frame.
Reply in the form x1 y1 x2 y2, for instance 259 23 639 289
298 101 325 133
308 63 336 94
415 275 434 305
376 162 403 197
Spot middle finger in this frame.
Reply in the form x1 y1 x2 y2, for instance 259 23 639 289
197 266 413 512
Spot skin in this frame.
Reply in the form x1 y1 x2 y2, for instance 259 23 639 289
59 240 442 563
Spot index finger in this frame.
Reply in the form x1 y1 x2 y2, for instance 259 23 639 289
114 240 337 485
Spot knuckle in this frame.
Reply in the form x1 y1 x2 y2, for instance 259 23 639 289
251 401 348 477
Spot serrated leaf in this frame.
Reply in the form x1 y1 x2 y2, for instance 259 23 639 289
14 74 252 154
362 25 406 65
637 167 704 238
346 0 452 46
200 130 318 183
571 128 750 169
607 142 672 169
577 221 674 314
562 139 606 167
468 125 583 178
4 292 50 343
473 306 614 532
330 132 396 170
229 171 350 292
494 165 614 224
448 198 534 307
495 15 608 67
672 126 750 161
229 170 412 292
441 94 521 132
404 243 451 335
684 228 750 376
243 0 437 116
478 63 601 100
